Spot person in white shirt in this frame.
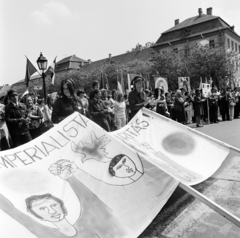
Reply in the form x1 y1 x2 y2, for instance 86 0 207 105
114 93 127 129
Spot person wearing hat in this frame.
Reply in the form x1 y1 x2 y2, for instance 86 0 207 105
128 76 151 120
5 89 32 148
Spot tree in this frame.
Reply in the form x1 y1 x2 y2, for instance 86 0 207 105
183 44 238 88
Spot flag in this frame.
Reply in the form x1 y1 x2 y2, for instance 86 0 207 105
117 69 123 94
127 74 136 92
199 77 202 90
25 57 38 87
100 72 110 90
120 71 125 94
145 74 150 89
21 88 29 98
105 73 110 90
127 74 131 92
47 57 57 85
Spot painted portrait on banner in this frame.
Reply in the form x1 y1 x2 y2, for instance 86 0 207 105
155 77 168 92
0 112 178 238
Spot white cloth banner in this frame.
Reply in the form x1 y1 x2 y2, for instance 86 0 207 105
112 108 229 185
0 112 178 238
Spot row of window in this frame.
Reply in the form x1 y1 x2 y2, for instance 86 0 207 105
227 38 240 52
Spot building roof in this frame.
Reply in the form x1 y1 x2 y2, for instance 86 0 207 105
163 14 221 33
57 55 87 64
81 48 153 72
155 11 240 46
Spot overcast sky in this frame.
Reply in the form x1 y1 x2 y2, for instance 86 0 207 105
0 0 239 86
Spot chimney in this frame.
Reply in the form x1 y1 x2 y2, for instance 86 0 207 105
88 59 91 64
175 19 179 26
139 45 142 51
206 7 212 15
198 8 203 17
109 54 112 60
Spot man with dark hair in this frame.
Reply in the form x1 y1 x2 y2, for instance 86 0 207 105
89 89 110 131
89 80 100 100
5 89 32 148
128 76 152 121
26 193 68 221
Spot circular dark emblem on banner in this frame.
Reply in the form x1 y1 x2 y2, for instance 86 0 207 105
162 132 195 155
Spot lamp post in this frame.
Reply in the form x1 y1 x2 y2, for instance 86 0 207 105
36 52 48 103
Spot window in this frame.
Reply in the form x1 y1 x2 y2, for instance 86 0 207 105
227 38 230 49
231 41 234 50
162 50 168 54
235 43 238 52
173 48 178 54
239 45 240 53
209 40 215 48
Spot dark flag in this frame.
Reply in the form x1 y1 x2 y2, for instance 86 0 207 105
25 57 38 87
100 72 110 90
46 57 57 85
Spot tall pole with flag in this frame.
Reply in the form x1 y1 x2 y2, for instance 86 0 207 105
117 68 123 94
25 57 38 88
46 57 57 85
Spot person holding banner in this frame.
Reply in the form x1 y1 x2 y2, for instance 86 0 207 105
128 76 152 121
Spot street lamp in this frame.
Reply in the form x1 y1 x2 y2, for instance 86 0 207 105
36 52 48 103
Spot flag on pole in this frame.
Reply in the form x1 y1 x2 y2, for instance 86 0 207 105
21 88 29 98
100 72 110 90
145 74 150 89
199 77 202 90
46 57 57 85
127 74 131 92
117 69 123 94
105 73 110 90
120 71 125 94
25 57 38 87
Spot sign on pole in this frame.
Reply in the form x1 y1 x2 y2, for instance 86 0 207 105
155 77 168 92
178 77 190 91
202 83 211 97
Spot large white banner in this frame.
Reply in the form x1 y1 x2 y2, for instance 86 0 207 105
112 108 230 185
0 112 178 238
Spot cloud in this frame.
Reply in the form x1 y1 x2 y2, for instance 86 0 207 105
31 1 79 25
31 10 52 25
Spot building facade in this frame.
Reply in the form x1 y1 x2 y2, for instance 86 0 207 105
11 7 240 94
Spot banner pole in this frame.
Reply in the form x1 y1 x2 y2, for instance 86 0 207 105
179 182 240 228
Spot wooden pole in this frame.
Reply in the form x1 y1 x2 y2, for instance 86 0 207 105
179 182 240 228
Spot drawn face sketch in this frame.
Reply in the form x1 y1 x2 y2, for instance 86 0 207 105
109 155 136 178
31 197 65 222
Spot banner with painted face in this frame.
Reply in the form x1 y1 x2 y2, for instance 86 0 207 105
113 108 230 185
0 112 179 238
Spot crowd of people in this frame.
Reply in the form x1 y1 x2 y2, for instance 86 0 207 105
1 76 240 151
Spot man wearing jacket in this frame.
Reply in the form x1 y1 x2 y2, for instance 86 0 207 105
89 89 110 131
5 89 32 148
